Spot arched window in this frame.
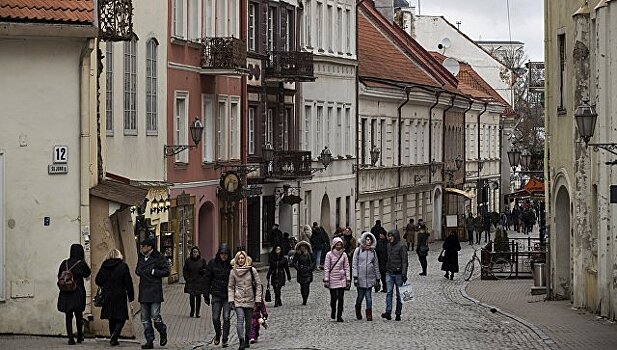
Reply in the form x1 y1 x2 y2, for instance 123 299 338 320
146 39 159 135
123 36 138 135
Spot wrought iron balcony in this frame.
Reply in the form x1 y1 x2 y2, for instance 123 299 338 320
270 150 313 179
98 0 134 41
201 37 248 74
266 51 316 82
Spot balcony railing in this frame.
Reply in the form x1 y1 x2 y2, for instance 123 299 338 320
271 150 312 179
201 37 247 73
266 51 315 81
99 0 133 41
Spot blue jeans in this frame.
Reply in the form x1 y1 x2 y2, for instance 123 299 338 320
140 302 167 343
385 273 403 315
235 307 253 342
313 249 323 268
211 296 231 340
356 287 373 309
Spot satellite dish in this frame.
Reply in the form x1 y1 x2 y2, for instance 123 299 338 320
442 57 460 76
438 37 452 50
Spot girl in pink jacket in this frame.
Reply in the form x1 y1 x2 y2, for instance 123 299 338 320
323 237 350 322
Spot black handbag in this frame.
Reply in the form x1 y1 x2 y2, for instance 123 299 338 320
265 284 272 303
437 249 445 263
93 287 104 307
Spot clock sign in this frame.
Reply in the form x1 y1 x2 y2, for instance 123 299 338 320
218 171 243 201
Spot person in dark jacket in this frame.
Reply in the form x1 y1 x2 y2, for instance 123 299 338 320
183 246 207 318
292 241 315 305
375 231 388 293
57 243 91 345
270 224 284 248
416 225 430 276
370 220 387 240
465 213 475 245
309 222 326 269
204 243 232 347
95 248 134 347
135 237 170 349
441 230 462 280
381 229 408 321
266 244 291 307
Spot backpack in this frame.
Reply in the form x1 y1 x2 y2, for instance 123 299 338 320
57 260 81 292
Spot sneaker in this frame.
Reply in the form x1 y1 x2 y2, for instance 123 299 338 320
395 315 401 321
249 339 256 344
214 335 221 345
381 313 391 320
222 338 229 348
160 332 168 346
68 338 76 345
110 339 120 346
141 342 154 349
336 317 344 322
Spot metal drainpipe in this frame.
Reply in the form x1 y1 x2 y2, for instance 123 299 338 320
462 99 473 187
355 0 366 204
397 87 411 189
428 91 442 183
441 95 455 181
477 103 488 213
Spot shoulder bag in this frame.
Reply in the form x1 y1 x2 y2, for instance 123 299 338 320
437 249 445 263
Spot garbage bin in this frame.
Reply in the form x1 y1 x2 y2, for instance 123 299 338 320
533 263 546 287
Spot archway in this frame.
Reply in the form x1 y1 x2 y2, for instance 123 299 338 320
554 185 571 298
279 203 293 237
198 202 215 258
320 194 331 235
433 188 443 240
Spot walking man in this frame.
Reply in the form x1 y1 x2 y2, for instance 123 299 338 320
465 213 474 245
135 237 170 349
381 229 408 321
404 219 416 251
310 222 326 270
204 244 232 347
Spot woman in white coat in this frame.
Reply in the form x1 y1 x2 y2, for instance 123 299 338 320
352 232 380 321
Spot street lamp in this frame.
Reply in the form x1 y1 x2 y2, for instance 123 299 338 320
262 142 274 162
575 98 597 145
164 118 204 157
429 159 438 175
520 149 532 170
507 148 521 172
477 158 485 172
370 145 381 166
455 155 464 170
320 146 333 169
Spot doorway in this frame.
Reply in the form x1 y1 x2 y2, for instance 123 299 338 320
320 194 331 234
433 188 442 240
198 202 215 258
247 198 261 262
554 185 571 298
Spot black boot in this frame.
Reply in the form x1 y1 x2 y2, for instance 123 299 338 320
355 304 362 320
331 308 336 320
141 342 154 349
381 312 391 320
195 299 201 318
238 338 246 350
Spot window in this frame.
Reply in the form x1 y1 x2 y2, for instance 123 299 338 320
345 196 351 226
173 0 186 38
189 0 201 41
316 2 323 49
345 107 351 156
216 0 226 36
304 105 312 151
174 93 188 163
248 3 256 51
266 108 274 144
202 96 214 162
284 9 292 51
105 43 113 136
327 5 333 51
203 0 213 37
146 39 158 135
248 107 255 155
283 108 291 150
335 197 341 229
267 7 275 51
230 99 240 159
326 106 333 148
123 37 137 135
315 106 323 156
346 9 351 53
558 34 566 110
380 120 385 165
361 118 367 164
304 190 311 226
228 0 238 37
337 7 342 52
336 107 342 156
305 0 312 47
217 99 228 159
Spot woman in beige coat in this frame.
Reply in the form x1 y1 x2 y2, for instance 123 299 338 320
228 251 262 350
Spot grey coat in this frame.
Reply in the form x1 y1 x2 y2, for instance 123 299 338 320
352 232 380 288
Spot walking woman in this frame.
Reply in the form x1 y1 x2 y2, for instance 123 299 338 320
323 237 350 322
441 230 462 280
266 244 291 307
416 225 430 276
352 232 380 321
95 248 134 346
292 241 315 305
183 246 207 318
375 231 388 292
57 243 91 345
228 251 262 350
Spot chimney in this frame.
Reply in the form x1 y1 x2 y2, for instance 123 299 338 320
374 0 395 21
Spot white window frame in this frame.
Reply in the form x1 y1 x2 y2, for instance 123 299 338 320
336 106 342 156
202 95 215 162
327 4 333 51
174 92 189 163
105 43 113 136
248 2 256 51
248 106 256 154
305 0 312 47
346 8 351 53
217 97 228 160
215 0 227 37
173 0 187 39
304 105 312 151
267 7 275 52
336 7 342 53
283 108 291 150
123 37 137 136
146 39 158 135
266 108 274 144
316 2 323 49
189 0 202 42
228 0 239 38
345 107 351 156
203 0 214 37
230 97 241 159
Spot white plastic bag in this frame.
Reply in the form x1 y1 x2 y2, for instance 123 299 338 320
399 283 414 303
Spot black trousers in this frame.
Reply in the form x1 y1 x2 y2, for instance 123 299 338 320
418 254 427 274
300 283 310 303
273 285 282 305
108 319 126 340
329 288 345 318
467 230 474 244
189 293 202 315
378 270 387 291
65 311 83 339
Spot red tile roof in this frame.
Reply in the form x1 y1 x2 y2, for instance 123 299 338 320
358 1 458 91
0 0 94 25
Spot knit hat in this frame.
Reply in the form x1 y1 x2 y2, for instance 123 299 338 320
140 237 156 248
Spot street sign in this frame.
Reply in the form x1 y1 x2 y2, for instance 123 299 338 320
53 145 68 164
48 164 68 175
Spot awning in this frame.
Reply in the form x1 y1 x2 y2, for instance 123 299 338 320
445 188 476 199
90 180 149 206
504 189 545 200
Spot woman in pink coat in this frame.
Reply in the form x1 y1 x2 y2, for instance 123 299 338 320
323 237 351 322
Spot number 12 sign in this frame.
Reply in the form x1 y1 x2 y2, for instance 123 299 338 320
53 145 68 164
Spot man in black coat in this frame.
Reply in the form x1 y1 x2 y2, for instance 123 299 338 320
203 243 232 347
310 222 326 270
135 237 170 349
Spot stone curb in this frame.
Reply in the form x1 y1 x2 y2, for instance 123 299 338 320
459 280 558 350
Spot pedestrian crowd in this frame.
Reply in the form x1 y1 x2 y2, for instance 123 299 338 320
56 217 462 350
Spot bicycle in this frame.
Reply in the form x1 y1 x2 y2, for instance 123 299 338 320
462 247 513 281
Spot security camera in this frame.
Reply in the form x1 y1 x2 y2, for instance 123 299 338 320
438 43 444 50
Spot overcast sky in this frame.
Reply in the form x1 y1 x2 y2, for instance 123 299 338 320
415 0 544 61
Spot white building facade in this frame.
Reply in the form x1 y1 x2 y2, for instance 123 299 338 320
300 0 357 235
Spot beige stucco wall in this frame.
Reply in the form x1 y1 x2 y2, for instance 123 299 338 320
0 37 88 335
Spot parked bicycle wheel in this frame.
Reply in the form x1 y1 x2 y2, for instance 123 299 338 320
490 258 513 280
462 259 476 281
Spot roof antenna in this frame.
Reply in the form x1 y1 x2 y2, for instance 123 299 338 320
456 21 462 30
